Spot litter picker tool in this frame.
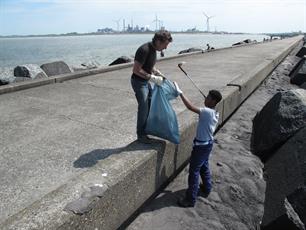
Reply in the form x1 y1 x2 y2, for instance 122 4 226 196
177 61 206 98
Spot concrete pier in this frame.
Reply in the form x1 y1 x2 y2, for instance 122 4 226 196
0 36 303 229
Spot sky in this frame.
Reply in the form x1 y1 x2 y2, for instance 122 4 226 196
0 0 305 36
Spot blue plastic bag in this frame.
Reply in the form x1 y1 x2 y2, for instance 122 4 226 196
145 79 180 144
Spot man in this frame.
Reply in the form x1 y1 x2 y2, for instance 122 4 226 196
131 30 173 143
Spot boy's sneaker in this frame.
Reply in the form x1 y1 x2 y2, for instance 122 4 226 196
177 197 195 208
198 184 210 198
137 135 152 144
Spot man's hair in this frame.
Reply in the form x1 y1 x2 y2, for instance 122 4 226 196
152 30 173 44
208 90 222 104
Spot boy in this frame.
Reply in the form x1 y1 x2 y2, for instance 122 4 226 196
174 82 222 207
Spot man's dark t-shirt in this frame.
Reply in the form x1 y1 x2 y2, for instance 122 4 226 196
132 42 156 81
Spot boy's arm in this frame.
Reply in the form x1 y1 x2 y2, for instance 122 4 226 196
180 93 200 114
174 81 201 114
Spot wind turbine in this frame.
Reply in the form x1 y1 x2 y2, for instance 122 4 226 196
203 11 214 32
152 14 159 31
113 18 121 32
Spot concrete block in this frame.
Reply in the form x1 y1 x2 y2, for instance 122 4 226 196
261 126 306 227
288 186 306 225
251 89 306 161
40 61 72 77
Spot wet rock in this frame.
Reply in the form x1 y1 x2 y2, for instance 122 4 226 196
40 61 72 77
251 89 306 161
14 66 30 78
14 64 48 82
109 56 132 66
178 47 203 54
261 126 306 229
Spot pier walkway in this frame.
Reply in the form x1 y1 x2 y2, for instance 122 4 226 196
0 36 303 229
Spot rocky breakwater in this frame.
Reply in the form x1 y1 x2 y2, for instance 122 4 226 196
251 89 306 229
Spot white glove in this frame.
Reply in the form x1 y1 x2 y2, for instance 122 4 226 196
149 74 163 86
173 81 183 95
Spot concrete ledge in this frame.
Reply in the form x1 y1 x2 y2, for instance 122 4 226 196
0 78 55 95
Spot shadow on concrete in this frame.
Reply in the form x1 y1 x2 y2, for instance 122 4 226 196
73 139 167 168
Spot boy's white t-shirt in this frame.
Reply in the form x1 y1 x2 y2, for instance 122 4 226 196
195 107 219 142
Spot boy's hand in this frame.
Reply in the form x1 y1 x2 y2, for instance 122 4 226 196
173 81 183 95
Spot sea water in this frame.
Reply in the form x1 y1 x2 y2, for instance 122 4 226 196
0 33 268 80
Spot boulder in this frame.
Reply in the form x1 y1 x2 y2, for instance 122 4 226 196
261 126 306 229
108 56 132 66
232 39 254 46
251 89 306 161
296 47 306 58
0 79 10 85
288 187 306 225
40 61 72 77
261 199 305 230
178 48 203 54
14 64 48 82
300 82 306 89
14 66 30 78
290 60 306 86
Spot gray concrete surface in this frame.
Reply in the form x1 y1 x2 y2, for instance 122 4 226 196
0 36 302 229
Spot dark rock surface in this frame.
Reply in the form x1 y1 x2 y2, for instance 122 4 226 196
261 126 306 229
40 61 72 77
178 47 203 54
288 186 306 225
296 46 306 58
108 56 132 66
14 64 48 82
251 89 306 161
290 60 306 86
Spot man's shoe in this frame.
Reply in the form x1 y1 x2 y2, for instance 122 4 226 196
177 197 195 208
137 135 152 144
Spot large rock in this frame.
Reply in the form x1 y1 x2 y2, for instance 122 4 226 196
14 66 30 78
108 56 132 66
14 64 48 82
232 39 254 46
40 61 72 77
262 199 305 230
251 89 306 161
0 79 10 85
290 60 306 86
288 187 306 225
261 126 306 229
296 47 306 58
178 47 203 54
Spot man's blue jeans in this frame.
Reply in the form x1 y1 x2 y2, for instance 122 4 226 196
131 77 152 138
186 143 213 204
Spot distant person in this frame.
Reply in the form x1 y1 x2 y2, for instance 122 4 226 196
174 82 222 207
131 30 173 143
206 43 210 50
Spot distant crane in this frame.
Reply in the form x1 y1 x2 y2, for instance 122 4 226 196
113 18 121 32
203 11 215 32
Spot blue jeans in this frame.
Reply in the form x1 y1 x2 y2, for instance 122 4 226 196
186 143 213 204
131 77 152 137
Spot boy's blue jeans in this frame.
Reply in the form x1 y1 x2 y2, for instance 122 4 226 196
131 77 152 138
186 143 213 205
